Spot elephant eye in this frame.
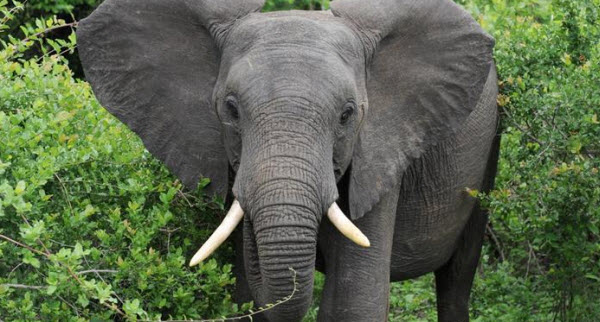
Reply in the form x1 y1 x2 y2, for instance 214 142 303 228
340 102 355 125
224 95 240 121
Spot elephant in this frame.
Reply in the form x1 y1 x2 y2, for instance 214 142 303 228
76 0 499 321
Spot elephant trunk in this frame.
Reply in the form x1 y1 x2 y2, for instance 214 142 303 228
240 166 329 321
243 203 317 321
233 101 337 320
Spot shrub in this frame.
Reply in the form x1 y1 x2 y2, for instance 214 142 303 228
0 2 245 320
475 0 599 320
390 0 600 320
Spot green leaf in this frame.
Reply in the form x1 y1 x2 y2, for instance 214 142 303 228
46 285 57 295
585 274 600 282
77 294 90 308
22 251 41 268
14 180 25 195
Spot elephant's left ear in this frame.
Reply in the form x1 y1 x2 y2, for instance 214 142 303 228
331 0 495 220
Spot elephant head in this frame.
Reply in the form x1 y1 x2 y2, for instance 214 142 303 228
77 0 493 320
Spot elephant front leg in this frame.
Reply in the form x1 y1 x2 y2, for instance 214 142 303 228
317 186 400 321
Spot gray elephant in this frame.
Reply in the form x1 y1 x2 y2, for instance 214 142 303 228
76 0 499 321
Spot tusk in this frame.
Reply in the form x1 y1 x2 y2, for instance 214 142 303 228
327 202 370 247
189 200 244 267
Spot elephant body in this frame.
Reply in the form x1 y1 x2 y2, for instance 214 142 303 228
77 0 499 321
390 67 499 280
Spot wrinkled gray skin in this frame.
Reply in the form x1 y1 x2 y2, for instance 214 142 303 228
77 0 499 321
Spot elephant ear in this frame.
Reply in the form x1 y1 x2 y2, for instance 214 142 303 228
331 0 495 219
76 0 263 197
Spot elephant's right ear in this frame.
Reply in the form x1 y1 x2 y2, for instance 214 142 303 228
76 0 264 197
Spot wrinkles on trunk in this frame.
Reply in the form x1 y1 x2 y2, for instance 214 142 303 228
243 206 317 321
238 167 329 320
234 98 337 321
243 177 321 320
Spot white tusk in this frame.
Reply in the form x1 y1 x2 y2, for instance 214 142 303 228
189 200 244 267
327 202 370 247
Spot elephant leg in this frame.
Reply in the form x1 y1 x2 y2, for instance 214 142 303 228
317 184 400 322
434 132 499 322
433 202 488 322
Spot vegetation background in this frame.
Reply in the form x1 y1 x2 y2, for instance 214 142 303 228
0 0 598 320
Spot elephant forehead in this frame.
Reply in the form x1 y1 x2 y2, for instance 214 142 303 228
226 48 358 108
226 11 363 61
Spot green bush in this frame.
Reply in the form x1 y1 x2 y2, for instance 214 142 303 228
389 1 600 321
263 0 329 11
0 3 247 320
477 0 599 320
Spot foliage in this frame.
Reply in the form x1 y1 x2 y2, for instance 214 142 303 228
263 0 329 11
387 0 600 321
27 0 98 14
473 0 600 319
0 2 246 320
1 0 599 321
1 0 96 41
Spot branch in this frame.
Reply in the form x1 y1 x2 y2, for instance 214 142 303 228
54 173 74 217
20 21 78 44
486 224 505 262
57 294 81 317
0 0 28 25
161 268 298 322
176 189 194 207
77 269 117 275
0 233 126 317
82 255 124 305
1 283 46 290
0 233 46 256
19 213 51 256
501 105 544 146
527 241 545 275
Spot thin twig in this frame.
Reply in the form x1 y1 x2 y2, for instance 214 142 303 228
177 189 194 207
0 233 126 317
486 224 505 262
20 21 78 44
8 262 24 279
527 241 545 275
54 173 74 216
0 233 46 256
0 0 28 25
502 105 544 146
15 213 87 293
48 239 75 248
63 158 144 169
83 255 125 305
1 283 46 290
526 242 532 278
160 227 181 256
76 269 118 275
161 268 298 322
57 294 81 317
35 43 77 63
19 213 51 256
